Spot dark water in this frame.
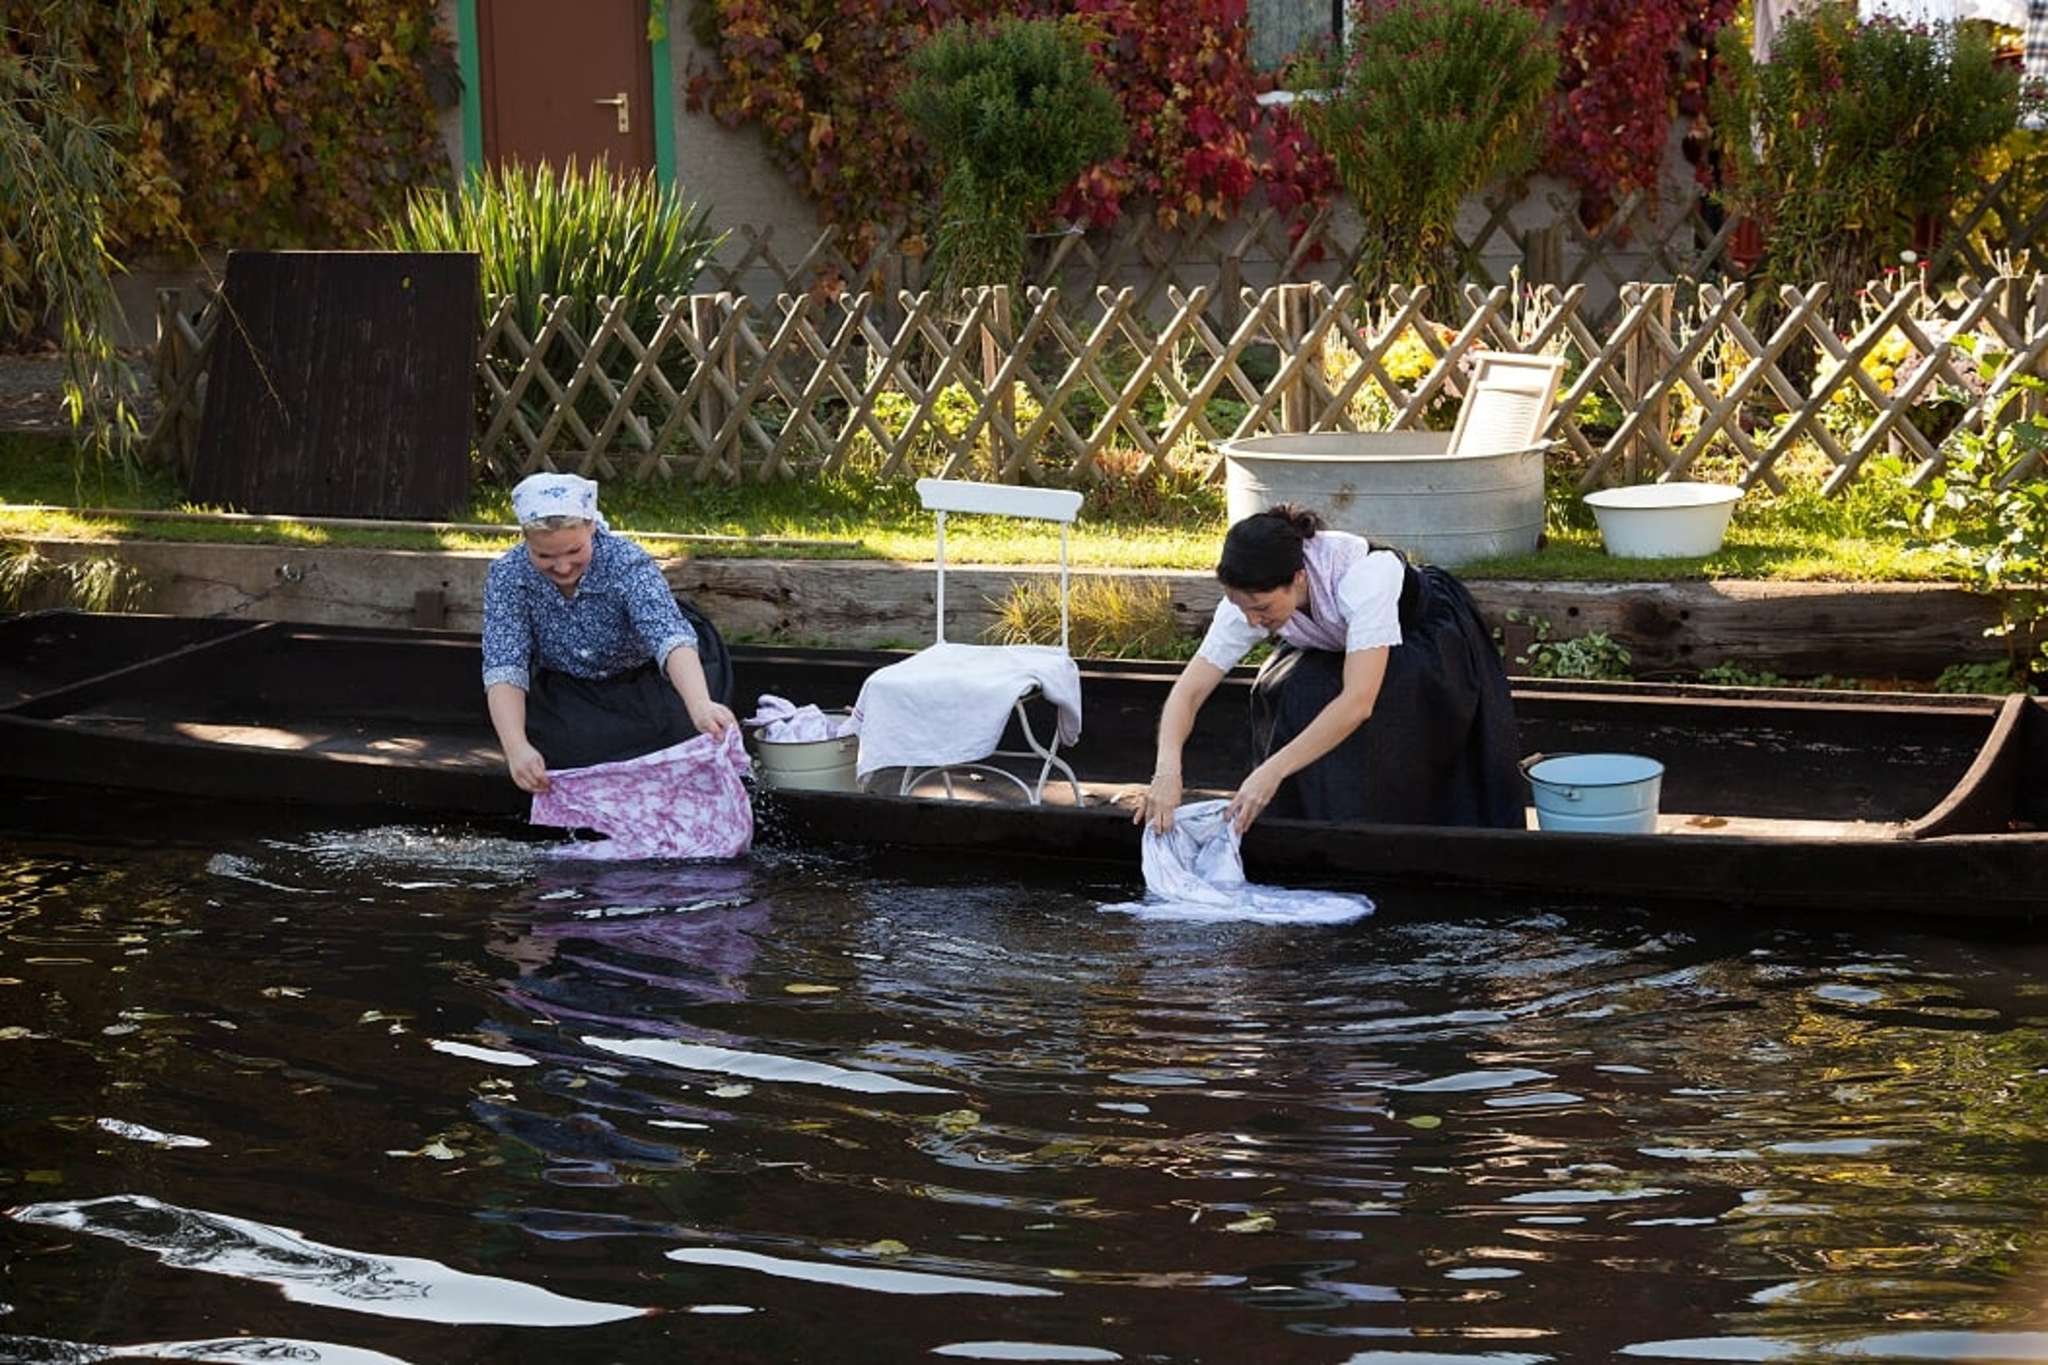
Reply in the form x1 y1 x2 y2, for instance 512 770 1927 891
6 816 2048 1364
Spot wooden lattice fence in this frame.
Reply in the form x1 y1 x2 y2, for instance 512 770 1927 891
147 273 2048 498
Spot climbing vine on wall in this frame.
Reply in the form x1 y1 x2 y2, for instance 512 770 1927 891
686 0 1330 243
1062 0 1330 228
1540 0 1740 226
72 1 457 251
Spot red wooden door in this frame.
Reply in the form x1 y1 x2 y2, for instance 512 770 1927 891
477 0 656 172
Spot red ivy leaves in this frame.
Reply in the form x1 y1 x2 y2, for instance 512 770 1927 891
1538 0 1738 225
691 0 1736 241
689 0 1331 240
72 0 457 249
1061 0 1331 227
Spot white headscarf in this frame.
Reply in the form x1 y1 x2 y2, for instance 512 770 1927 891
511 473 607 531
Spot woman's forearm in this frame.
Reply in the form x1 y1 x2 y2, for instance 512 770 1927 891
1155 660 1224 775
1262 650 1387 780
486 683 530 751
1266 695 1373 779
664 646 713 711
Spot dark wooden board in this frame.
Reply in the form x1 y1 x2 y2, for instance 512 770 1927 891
188 251 479 519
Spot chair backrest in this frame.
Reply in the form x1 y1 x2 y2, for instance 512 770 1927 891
916 478 1084 650
1448 352 1567 456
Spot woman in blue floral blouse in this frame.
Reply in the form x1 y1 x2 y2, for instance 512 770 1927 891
482 473 736 793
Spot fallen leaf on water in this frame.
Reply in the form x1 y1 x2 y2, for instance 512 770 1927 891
933 1109 982 1135
709 1084 752 1098
1223 1213 1276 1234
0 1027 35 1041
1406 1115 1443 1129
860 1239 910 1257
24 1170 63 1184
784 983 839 995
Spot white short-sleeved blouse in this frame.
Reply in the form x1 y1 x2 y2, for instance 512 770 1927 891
1194 548 1406 671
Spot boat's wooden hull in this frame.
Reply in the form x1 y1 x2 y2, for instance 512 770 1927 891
2 612 2042 919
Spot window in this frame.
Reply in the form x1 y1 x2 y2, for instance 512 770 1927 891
1248 0 1344 71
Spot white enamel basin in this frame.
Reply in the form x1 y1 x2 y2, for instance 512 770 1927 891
1583 482 1741 559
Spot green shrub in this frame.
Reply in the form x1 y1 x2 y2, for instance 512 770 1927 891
899 17 1125 289
1292 0 1556 296
1 5 144 479
1906 399 2048 685
378 160 724 340
1699 662 1789 688
1078 446 1225 527
1934 660 2037 694
843 382 1046 476
1712 2 2014 313
1505 610 1634 680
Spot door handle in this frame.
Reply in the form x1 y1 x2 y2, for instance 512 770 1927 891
593 91 629 134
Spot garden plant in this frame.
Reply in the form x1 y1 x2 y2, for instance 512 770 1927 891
1712 1 2015 318
0 2 145 478
378 160 725 343
897 16 1125 289
1290 0 1556 296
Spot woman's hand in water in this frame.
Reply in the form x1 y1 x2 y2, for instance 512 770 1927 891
1132 771 1183 834
689 700 739 740
506 741 550 794
1228 762 1282 833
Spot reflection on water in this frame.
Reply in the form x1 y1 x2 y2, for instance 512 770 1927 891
5 825 2048 1363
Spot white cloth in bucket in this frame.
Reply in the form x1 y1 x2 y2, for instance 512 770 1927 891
746 694 859 743
853 641 1081 781
1102 799 1375 924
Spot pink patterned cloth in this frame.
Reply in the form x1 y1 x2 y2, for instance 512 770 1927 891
530 728 754 862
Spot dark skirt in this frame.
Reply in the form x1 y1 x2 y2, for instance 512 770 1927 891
525 601 734 771
1251 562 1523 829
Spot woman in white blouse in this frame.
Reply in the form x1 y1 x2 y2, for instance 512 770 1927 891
1132 505 1522 834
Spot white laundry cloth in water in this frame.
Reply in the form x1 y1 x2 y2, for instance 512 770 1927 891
853 641 1082 781
1102 799 1375 924
746 694 859 743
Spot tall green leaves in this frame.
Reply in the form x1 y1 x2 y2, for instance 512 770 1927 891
899 17 1125 290
1294 0 1556 297
0 3 147 482
379 160 725 341
1713 2 2015 315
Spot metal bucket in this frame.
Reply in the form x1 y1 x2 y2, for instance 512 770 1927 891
1521 752 1664 834
752 726 860 793
1219 431 1548 567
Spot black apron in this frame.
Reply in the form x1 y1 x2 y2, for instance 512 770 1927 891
524 600 734 771
1250 558 1522 828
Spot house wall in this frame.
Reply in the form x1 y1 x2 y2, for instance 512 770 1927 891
435 0 819 286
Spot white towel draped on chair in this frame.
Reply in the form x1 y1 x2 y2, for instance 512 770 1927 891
854 642 1082 782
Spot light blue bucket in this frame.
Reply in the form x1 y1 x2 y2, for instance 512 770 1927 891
1521 752 1665 834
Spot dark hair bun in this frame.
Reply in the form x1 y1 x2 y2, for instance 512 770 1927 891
1267 503 1323 538
1217 502 1325 592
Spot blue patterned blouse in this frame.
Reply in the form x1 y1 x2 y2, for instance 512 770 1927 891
480 531 698 691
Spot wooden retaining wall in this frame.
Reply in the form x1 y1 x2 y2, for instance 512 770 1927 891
8 536 2023 681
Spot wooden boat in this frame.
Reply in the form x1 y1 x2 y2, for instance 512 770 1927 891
1 611 2042 919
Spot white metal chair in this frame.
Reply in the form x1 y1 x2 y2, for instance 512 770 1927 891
1449 351 1567 456
858 478 1085 805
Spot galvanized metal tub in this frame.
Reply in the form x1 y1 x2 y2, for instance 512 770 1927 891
1219 431 1547 567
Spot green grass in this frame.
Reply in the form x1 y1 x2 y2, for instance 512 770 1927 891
0 430 1971 581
